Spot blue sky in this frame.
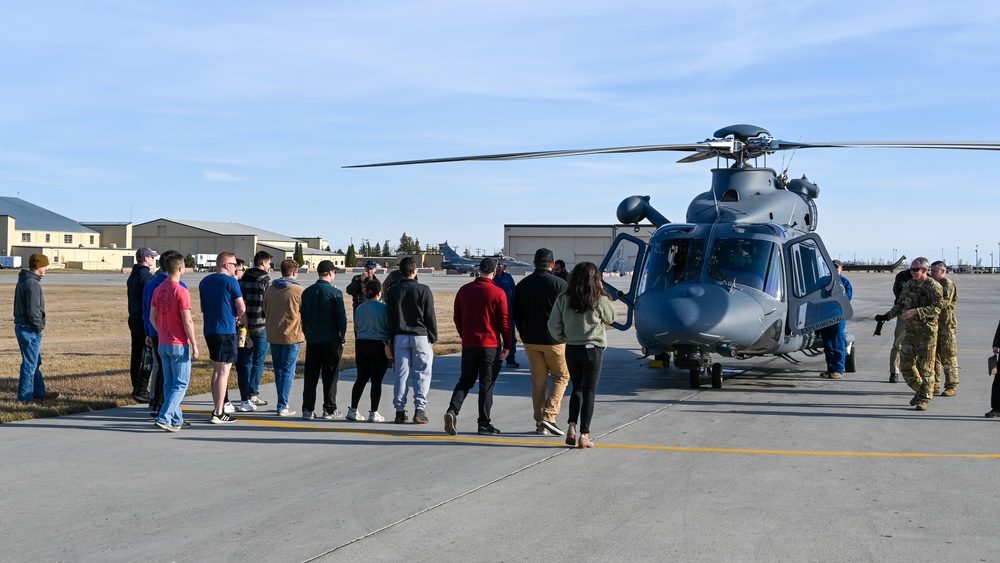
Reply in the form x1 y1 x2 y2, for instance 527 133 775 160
3 2 1000 264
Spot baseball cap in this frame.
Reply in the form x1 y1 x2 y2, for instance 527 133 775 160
364 259 378 269
317 260 336 274
479 257 498 273
136 247 158 261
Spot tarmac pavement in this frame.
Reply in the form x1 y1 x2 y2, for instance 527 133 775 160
2 273 999 562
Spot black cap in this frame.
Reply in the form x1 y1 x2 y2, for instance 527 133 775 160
364 259 377 269
479 257 497 273
317 260 336 274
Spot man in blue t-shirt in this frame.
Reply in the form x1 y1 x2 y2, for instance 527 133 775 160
199 252 246 423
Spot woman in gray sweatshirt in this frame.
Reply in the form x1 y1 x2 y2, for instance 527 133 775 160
547 262 615 448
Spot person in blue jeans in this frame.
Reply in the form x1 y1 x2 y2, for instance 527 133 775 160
236 251 272 410
263 259 305 416
150 253 199 432
14 254 58 403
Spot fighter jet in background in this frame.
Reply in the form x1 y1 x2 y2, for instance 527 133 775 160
439 242 530 274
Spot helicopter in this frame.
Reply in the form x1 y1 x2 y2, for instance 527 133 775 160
347 124 1000 388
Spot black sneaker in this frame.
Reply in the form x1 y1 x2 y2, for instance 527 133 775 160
413 409 429 424
505 361 520 368
132 391 151 402
986 410 1000 418
394 411 409 424
444 411 457 435
539 420 565 436
889 373 898 383
477 424 500 435
181 421 191 429
210 412 237 424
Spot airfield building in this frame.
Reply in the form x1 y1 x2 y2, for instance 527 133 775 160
503 224 656 270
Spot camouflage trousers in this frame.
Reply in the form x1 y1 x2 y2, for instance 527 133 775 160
900 334 937 401
933 328 959 391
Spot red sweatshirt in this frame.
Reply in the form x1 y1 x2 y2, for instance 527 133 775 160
453 277 511 349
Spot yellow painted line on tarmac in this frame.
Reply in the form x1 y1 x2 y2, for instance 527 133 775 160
180 408 1000 458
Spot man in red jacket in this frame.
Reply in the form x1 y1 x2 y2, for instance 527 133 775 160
444 258 511 436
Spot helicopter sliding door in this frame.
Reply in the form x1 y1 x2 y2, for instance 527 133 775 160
783 234 853 335
599 233 646 330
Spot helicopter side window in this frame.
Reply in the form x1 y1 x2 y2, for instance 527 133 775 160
639 238 705 293
708 238 778 293
789 239 831 297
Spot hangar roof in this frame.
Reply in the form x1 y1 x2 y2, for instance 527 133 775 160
0 197 98 233
140 218 300 243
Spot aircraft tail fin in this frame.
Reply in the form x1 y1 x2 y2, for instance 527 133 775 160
439 243 463 261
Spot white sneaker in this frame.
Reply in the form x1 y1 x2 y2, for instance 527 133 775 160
238 400 257 412
277 408 297 417
223 402 236 414
346 408 363 421
302 409 315 420
321 409 342 420
368 411 385 422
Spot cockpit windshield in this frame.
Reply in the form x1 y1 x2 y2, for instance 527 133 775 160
707 238 783 299
638 238 705 294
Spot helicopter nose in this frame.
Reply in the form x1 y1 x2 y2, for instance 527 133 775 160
634 283 767 348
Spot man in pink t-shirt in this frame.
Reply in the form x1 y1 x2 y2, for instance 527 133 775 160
150 253 200 432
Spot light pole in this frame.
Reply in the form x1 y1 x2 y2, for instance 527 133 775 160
976 245 979 267
893 248 897 262
957 246 960 265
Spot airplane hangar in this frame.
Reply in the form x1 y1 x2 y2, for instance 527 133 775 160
503 223 656 269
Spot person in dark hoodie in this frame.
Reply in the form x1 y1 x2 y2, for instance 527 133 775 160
126 247 156 402
236 251 272 411
14 253 58 403
385 256 437 424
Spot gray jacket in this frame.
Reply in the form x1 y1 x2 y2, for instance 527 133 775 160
14 269 45 332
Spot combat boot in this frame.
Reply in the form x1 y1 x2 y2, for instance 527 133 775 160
909 394 922 406
915 401 929 411
942 388 957 397
828 372 843 379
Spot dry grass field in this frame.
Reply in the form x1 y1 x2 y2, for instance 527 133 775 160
0 285 460 423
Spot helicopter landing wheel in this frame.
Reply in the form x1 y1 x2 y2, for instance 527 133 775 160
711 363 723 389
845 344 857 373
689 368 702 388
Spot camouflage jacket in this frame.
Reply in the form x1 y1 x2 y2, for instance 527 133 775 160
937 277 958 332
886 277 943 331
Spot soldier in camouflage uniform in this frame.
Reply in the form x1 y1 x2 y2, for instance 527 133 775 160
929 260 959 396
874 257 943 411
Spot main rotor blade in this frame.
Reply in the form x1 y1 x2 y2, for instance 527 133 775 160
344 141 736 168
793 140 1000 151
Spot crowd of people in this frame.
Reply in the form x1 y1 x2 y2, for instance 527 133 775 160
10 247 995 438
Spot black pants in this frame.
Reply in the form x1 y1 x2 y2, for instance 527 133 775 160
992 374 1000 410
128 316 149 393
353 339 390 411
448 347 500 426
565 344 604 434
303 340 343 412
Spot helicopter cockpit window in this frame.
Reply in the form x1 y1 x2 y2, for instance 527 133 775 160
789 239 831 297
639 238 705 293
707 238 780 295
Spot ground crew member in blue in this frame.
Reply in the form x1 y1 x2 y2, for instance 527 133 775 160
444 258 511 436
929 260 959 396
875 257 943 411
819 259 853 379
300 260 348 420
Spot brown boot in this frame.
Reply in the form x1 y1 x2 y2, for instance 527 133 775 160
942 388 957 397
915 401 929 411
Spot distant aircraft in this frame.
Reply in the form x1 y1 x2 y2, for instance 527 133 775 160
840 255 906 273
439 243 530 274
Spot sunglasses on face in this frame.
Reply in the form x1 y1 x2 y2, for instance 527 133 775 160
910 267 926 272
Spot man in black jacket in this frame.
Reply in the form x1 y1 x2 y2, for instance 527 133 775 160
126 248 156 401
512 248 569 436
385 257 437 424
